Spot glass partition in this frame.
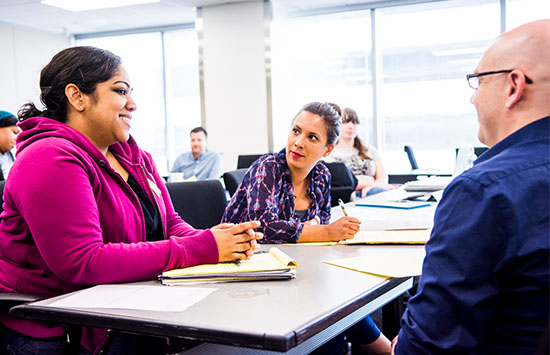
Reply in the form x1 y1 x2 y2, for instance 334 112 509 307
271 7 373 151
76 28 200 175
376 0 500 172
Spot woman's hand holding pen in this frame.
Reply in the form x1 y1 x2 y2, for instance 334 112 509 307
299 216 361 242
211 221 263 262
332 198 361 240
328 216 361 240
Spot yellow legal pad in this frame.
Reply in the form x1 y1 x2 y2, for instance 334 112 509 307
324 253 425 278
283 242 337 246
343 229 432 245
159 248 297 285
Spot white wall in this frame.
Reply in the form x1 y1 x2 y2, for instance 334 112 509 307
0 5 269 171
0 24 69 115
201 1 269 171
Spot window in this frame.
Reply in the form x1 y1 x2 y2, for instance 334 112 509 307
76 27 200 175
376 0 499 172
163 30 201 172
271 0 504 173
506 0 550 30
270 7 373 152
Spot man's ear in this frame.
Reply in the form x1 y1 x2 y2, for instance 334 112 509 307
505 70 526 109
323 144 335 157
65 84 84 112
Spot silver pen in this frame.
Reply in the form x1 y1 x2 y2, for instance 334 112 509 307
338 199 349 217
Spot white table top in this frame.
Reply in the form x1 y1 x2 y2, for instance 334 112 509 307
11 244 422 351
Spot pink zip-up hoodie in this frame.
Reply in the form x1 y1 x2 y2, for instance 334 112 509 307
0 117 219 353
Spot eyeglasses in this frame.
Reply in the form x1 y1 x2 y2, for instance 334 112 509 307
466 69 533 90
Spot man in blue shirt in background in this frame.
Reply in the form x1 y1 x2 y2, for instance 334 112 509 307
392 20 549 354
171 127 223 181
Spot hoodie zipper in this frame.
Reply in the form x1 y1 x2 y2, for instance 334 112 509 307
137 165 167 241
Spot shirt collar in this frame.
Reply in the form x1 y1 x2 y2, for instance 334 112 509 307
475 116 549 165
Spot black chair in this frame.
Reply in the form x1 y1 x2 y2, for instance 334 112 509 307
223 169 247 197
323 162 358 207
166 180 227 229
404 145 419 170
404 146 441 174
454 146 489 158
237 154 264 169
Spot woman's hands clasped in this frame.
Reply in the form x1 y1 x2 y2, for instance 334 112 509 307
211 221 263 262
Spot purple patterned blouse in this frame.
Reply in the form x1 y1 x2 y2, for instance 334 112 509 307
222 149 332 243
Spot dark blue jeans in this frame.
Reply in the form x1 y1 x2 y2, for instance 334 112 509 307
0 325 90 355
309 315 381 355
0 325 187 355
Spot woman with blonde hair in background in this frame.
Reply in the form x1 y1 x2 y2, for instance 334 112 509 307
325 107 396 197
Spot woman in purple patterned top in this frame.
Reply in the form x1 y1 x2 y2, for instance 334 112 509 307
222 102 361 244
222 102 392 354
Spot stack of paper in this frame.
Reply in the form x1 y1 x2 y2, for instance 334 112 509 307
403 176 453 192
159 248 297 285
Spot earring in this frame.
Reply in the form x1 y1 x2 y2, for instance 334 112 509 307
79 106 83 110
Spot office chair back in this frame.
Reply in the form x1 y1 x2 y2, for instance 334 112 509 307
237 154 264 169
322 162 358 207
404 145 418 170
223 169 247 197
166 180 227 229
454 146 489 158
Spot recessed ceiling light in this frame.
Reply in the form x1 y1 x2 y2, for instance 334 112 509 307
41 0 160 12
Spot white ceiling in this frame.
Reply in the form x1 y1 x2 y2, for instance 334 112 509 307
0 0 387 36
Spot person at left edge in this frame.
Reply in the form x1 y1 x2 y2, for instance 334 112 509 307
0 110 20 181
0 46 262 355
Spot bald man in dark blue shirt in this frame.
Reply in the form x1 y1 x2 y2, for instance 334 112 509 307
393 20 550 354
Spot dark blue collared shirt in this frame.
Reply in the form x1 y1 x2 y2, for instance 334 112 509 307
222 148 331 243
396 117 550 354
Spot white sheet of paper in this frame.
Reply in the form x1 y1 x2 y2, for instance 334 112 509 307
47 285 217 312
345 207 433 231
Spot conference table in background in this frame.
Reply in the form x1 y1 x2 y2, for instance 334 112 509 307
331 187 438 231
10 190 434 354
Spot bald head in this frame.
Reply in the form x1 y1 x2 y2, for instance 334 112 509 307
488 19 550 84
471 20 550 146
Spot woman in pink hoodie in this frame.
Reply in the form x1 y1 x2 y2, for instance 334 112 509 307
0 46 261 355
